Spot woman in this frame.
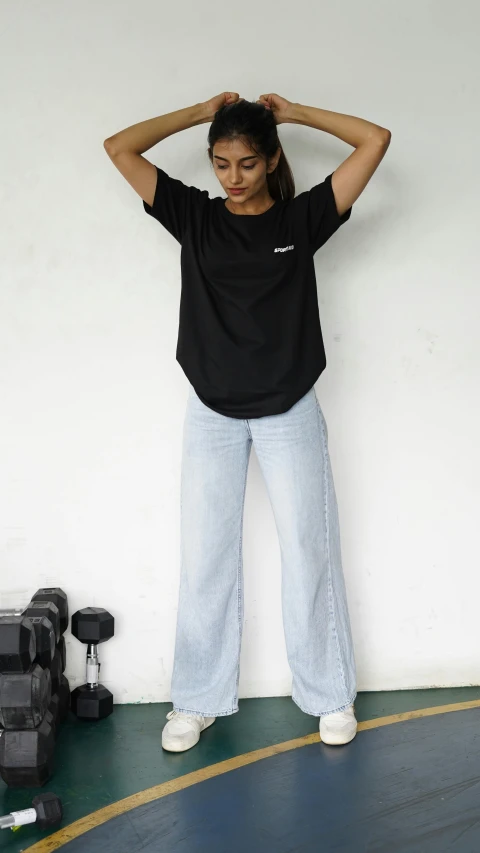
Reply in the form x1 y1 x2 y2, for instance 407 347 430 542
104 92 391 752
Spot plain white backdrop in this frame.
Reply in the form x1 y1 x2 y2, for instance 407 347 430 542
1 0 479 703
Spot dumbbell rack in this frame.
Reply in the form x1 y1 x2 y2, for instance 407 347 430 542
0 588 70 788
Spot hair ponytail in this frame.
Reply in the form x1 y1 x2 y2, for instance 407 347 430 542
266 146 295 201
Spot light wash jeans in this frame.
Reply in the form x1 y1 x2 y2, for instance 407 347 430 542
171 383 357 718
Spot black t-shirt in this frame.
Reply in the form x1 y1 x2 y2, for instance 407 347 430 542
143 166 352 418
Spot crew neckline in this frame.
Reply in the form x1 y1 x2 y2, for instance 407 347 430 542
222 197 279 218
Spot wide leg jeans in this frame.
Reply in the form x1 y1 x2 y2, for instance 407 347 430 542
171 383 357 718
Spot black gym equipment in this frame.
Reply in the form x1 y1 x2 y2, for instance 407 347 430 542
25 615 55 668
48 692 60 735
0 792 63 831
0 616 36 673
46 674 71 734
71 607 114 720
31 588 69 635
0 715 56 787
23 600 61 644
0 664 52 729
57 634 66 671
44 706 56 739
0 587 70 787
58 673 71 722
49 647 63 693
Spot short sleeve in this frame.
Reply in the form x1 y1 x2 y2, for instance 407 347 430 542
143 165 208 244
304 172 352 254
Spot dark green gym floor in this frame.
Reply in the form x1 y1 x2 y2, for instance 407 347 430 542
2 687 480 852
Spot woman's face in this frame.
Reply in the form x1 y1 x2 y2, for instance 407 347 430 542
212 137 280 203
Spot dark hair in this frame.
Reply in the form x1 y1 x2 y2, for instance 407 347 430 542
207 100 295 202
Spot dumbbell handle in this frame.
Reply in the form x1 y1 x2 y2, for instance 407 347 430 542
0 808 37 829
86 643 101 688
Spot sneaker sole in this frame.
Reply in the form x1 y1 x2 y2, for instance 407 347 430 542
162 717 216 753
320 728 357 746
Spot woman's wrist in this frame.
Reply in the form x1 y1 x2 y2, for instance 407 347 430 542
282 102 301 124
196 102 214 124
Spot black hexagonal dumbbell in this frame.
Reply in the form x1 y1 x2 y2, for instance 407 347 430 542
0 612 55 674
0 792 63 831
23 597 67 714
0 615 36 673
1 592 70 739
25 591 69 697
47 647 63 694
30 588 69 636
58 673 70 722
25 616 55 669
0 664 52 729
23 601 60 644
48 674 71 735
57 635 66 672
71 608 114 720
0 714 56 787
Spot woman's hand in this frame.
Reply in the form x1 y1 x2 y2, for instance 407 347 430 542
202 92 244 122
256 93 293 125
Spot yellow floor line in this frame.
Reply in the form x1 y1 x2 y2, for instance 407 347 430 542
24 698 480 852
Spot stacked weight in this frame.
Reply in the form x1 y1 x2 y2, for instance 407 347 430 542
0 588 70 787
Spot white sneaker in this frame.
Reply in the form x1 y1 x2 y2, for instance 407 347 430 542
162 710 216 752
320 704 357 745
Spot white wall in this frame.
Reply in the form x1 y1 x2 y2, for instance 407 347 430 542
1 0 479 703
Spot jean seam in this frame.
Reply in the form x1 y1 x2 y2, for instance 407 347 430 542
233 431 251 709
315 396 349 699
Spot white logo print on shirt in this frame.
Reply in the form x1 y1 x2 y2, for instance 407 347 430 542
273 245 294 253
